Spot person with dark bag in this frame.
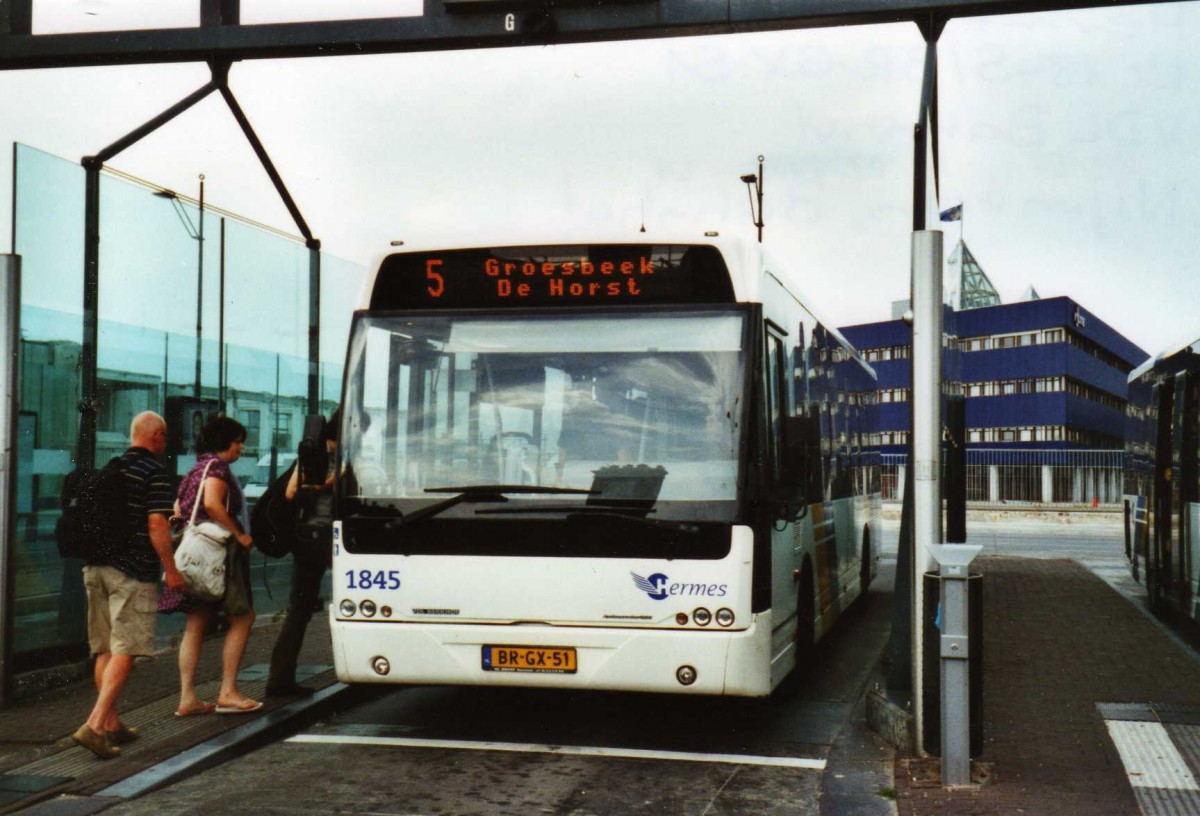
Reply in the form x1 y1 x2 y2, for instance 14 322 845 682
249 461 301 560
72 411 182 759
265 410 338 697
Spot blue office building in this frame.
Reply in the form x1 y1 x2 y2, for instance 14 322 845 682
840 295 1147 504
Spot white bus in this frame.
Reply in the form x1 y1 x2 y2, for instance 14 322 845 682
330 235 879 696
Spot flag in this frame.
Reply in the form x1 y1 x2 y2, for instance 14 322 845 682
939 203 962 223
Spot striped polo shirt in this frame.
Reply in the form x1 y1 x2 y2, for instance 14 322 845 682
88 447 175 584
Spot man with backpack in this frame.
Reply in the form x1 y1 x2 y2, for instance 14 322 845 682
71 411 183 759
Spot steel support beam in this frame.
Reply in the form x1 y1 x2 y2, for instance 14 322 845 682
213 64 317 246
73 61 319 465
74 80 220 468
77 160 100 470
308 247 321 414
0 255 20 706
0 0 1192 71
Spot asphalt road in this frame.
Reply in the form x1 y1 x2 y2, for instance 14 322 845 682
98 569 899 816
94 513 1168 816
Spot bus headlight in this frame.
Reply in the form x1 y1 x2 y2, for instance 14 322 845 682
339 599 357 617
716 608 735 627
675 612 689 626
381 605 393 618
360 599 377 618
693 607 712 626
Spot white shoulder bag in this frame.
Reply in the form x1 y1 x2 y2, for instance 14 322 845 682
174 460 232 601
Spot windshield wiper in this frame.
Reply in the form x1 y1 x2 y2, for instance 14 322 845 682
475 504 648 516
384 484 594 530
424 484 593 496
476 504 698 536
566 511 701 536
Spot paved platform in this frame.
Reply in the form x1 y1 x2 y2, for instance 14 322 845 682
0 550 1197 814
0 609 356 814
894 555 1200 815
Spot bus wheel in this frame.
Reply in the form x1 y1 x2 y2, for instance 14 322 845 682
860 524 873 597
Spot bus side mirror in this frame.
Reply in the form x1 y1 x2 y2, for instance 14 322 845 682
297 414 328 486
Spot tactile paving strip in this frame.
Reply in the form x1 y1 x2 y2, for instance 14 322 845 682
1100 702 1200 816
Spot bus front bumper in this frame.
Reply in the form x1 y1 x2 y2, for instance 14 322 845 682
330 613 774 697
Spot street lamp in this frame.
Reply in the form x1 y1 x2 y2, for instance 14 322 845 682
154 174 205 399
741 155 764 243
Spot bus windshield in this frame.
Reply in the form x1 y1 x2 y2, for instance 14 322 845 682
340 308 748 521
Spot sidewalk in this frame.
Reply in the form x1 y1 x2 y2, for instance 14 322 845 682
0 608 349 813
3 550 1198 815
894 555 1200 815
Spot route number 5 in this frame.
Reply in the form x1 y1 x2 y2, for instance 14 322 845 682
426 259 445 298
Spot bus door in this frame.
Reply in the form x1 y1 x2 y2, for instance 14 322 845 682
1151 379 1176 609
1172 370 1198 614
763 324 799 631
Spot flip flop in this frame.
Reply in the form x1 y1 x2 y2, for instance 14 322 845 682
215 700 263 714
175 702 216 718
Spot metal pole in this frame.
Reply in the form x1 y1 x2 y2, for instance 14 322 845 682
0 255 21 706
756 156 764 243
78 159 101 470
307 244 320 414
911 228 943 754
218 217 225 410
194 174 205 400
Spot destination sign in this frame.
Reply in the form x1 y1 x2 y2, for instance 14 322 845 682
369 244 734 309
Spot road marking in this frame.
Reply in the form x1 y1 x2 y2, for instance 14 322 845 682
1105 721 1199 791
287 733 826 770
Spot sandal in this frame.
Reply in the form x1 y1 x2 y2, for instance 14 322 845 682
215 699 263 714
106 722 141 745
175 702 216 718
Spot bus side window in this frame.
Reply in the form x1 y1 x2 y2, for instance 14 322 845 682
1189 373 1200 504
765 329 786 484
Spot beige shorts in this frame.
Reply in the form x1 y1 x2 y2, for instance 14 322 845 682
83 566 158 657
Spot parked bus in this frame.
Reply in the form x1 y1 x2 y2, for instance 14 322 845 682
1125 328 1199 626
329 235 879 696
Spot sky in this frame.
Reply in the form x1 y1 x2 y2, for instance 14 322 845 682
1 0 1198 357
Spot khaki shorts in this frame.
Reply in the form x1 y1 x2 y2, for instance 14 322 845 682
83 566 157 657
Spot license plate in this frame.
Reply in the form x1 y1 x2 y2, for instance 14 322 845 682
482 645 577 674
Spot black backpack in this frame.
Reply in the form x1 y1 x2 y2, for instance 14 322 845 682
55 457 135 561
250 464 300 559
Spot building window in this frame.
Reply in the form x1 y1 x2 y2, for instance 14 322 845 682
237 409 261 454
273 413 292 450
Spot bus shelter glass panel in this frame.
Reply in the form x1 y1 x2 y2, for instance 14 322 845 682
320 253 364 412
222 220 309 480
220 221 311 611
13 145 87 663
10 144 343 667
98 173 223 474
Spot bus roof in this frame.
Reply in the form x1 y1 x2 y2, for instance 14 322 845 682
1128 326 1200 383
